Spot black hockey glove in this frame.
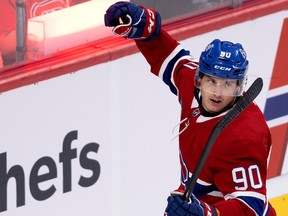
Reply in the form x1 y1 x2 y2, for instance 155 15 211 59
104 1 161 41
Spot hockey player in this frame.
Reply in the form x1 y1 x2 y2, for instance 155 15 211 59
104 2 276 215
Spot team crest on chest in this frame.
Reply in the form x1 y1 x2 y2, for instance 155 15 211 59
192 108 200 117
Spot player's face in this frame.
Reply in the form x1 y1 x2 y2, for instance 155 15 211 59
200 75 237 114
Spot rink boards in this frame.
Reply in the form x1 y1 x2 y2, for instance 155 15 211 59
0 1 287 215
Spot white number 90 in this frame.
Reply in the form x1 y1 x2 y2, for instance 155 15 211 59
232 165 263 190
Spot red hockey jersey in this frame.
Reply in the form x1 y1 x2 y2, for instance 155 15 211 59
136 30 276 215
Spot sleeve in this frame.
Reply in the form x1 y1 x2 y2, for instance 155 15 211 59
135 29 199 103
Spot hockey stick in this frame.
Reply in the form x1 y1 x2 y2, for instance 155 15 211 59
182 77 264 201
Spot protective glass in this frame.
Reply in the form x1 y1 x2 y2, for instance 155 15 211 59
195 69 247 96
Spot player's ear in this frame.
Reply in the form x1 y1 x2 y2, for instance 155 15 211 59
194 68 203 89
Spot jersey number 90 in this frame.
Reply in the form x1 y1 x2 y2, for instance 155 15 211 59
232 165 263 190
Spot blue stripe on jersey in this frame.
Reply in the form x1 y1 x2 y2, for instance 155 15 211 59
193 182 219 198
238 196 264 215
264 92 288 121
162 49 191 95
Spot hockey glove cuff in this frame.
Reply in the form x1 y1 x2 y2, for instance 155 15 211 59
104 1 161 41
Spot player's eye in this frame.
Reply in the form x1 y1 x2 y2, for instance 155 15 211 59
225 81 236 88
208 78 216 85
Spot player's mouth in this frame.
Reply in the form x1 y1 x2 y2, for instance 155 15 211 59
209 98 222 104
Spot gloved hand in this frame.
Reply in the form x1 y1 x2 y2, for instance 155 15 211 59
164 193 220 216
104 1 161 41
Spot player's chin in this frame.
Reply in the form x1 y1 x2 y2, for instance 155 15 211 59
205 102 226 114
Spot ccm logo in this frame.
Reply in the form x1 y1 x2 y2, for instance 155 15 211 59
0 130 101 212
147 9 155 33
214 65 232 71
